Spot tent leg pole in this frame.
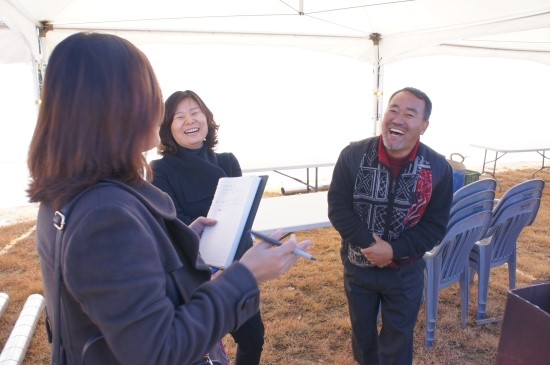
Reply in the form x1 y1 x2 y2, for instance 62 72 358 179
370 33 383 136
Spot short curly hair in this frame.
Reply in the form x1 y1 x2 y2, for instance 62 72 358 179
157 90 219 155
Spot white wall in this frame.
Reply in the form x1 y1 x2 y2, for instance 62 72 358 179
384 55 550 170
0 63 37 208
143 44 373 166
2 47 549 208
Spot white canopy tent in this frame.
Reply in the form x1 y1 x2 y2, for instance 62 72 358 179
2 0 550 64
1 0 550 131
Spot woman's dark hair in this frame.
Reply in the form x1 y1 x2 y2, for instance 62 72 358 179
157 90 219 155
27 32 164 209
388 87 432 120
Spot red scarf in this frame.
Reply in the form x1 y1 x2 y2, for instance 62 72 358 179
378 137 419 178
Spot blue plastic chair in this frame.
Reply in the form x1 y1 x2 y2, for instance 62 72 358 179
448 178 496 229
489 179 544 229
473 179 544 242
452 189 496 213
448 198 495 230
452 178 497 203
469 196 543 321
449 188 495 227
423 209 492 348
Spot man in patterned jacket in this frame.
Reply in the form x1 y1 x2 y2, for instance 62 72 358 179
328 87 453 364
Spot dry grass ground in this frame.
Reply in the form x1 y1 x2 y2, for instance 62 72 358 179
1 169 548 364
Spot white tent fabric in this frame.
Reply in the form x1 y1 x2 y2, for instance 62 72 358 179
2 0 549 133
2 0 550 66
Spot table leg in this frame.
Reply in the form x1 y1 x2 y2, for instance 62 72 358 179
305 167 320 192
492 151 500 177
532 150 550 177
480 149 488 174
315 167 319 191
274 169 316 193
479 149 498 179
479 150 507 191
306 168 311 193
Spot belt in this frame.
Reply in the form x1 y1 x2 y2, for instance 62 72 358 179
386 257 419 269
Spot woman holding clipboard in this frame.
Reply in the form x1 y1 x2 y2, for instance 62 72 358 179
151 90 265 365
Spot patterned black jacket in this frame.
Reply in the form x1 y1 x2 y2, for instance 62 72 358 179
328 136 453 261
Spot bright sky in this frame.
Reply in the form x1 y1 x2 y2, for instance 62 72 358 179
2 44 549 208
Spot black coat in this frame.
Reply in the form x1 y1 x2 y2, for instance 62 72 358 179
36 181 259 364
151 148 242 224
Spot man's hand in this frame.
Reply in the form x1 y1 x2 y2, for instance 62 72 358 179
361 233 394 268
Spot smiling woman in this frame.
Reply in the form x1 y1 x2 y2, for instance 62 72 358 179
167 91 212 150
150 89 267 365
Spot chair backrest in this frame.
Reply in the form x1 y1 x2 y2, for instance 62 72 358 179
424 210 493 289
448 198 495 229
493 178 544 208
501 178 544 198
452 189 496 211
453 178 497 202
493 187 542 215
489 179 545 234
487 198 541 267
449 180 496 229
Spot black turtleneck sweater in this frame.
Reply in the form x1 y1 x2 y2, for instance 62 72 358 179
150 145 242 225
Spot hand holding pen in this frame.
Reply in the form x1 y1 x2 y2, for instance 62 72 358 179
239 230 314 283
250 230 317 261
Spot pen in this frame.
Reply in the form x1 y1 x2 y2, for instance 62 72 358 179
249 230 317 261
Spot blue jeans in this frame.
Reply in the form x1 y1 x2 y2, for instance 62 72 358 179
342 246 425 365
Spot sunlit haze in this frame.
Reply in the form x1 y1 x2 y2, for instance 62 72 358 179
1 45 549 208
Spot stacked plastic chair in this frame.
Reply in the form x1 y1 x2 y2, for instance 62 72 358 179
469 178 545 321
423 179 496 348
448 179 497 228
452 178 497 203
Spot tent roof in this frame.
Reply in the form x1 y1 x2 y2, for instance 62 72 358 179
2 0 550 66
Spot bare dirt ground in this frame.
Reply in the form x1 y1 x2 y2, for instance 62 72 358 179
1 165 548 364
